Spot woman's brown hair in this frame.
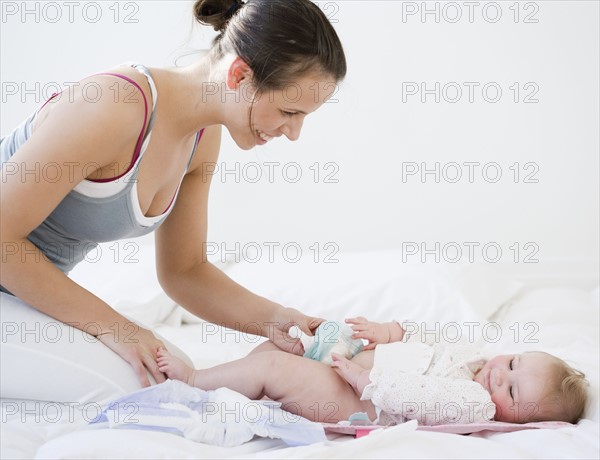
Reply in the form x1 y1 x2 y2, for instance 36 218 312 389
193 0 346 91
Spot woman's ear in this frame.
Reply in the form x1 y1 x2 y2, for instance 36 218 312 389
226 56 253 90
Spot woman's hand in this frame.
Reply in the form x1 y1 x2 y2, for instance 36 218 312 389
268 306 324 355
97 321 167 387
345 316 404 350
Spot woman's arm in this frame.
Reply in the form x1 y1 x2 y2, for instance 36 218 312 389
155 126 322 354
0 75 167 385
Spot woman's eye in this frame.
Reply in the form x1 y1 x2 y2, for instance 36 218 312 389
281 110 297 117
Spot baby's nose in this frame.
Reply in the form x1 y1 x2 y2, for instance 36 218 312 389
493 368 505 388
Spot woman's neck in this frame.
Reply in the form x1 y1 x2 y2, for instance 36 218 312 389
153 57 229 137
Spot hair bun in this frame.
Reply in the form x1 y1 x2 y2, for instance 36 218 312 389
192 0 347 91
193 0 242 33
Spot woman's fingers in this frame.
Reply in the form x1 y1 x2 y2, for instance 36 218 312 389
143 354 166 384
272 331 304 355
98 322 170 387
305 316 325 335
128 357 151 387
287 337 304 355
291 310 324 336
277 307 323 337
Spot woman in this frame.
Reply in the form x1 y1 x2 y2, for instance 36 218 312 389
0 0 346 399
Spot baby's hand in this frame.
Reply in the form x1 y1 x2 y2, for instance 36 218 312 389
346 317 402 350
331 352 369 393
156 347 195 387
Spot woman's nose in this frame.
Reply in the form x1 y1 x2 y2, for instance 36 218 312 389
281 118 303 141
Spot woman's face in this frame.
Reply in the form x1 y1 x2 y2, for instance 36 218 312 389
230 72 338 150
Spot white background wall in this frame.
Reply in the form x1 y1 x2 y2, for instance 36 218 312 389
1 1 598 284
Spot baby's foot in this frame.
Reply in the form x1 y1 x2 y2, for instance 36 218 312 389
157 348 195 386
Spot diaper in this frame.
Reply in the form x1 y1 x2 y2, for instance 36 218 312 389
91 379 326 447
302 321 363 365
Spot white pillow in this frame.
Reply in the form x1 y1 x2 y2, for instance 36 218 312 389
492 287 600 343
450 264 523 319
69 234 179 325
486 286 599 423
70 243 522 327
220 249 522 325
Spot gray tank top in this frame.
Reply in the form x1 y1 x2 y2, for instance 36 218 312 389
0 63 203 292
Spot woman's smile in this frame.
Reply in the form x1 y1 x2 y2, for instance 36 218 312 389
256 129 274 144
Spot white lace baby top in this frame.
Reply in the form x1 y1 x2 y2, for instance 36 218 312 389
361 327 496 426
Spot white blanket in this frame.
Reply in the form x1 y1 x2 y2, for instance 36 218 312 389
1 246 598 459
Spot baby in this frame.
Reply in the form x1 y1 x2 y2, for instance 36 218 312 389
156 317 588 425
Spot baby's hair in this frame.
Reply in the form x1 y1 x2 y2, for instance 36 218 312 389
529 352 588 424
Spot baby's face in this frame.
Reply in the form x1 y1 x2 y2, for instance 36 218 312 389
473 351 555 423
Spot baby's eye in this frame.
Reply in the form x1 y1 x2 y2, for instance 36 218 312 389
510 386 514 400
510 358 514 370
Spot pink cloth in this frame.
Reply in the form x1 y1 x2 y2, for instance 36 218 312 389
323 420 574 437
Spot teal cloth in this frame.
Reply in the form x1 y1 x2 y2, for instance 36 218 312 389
304 321 363 363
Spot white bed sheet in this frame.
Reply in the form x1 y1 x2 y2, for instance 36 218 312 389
1 246 598 459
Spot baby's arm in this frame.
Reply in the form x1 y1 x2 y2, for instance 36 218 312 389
362 369 494 425
331 353 372 395
346 317 405 350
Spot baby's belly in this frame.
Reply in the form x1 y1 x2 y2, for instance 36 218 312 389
351 349 375 370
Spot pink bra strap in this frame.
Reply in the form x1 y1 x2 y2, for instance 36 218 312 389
88 73 149 182
34 72 150 183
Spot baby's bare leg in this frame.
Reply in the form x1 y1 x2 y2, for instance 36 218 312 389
158 348 375 422
247 340 280 355
257 351 377 423
157 348 194 384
